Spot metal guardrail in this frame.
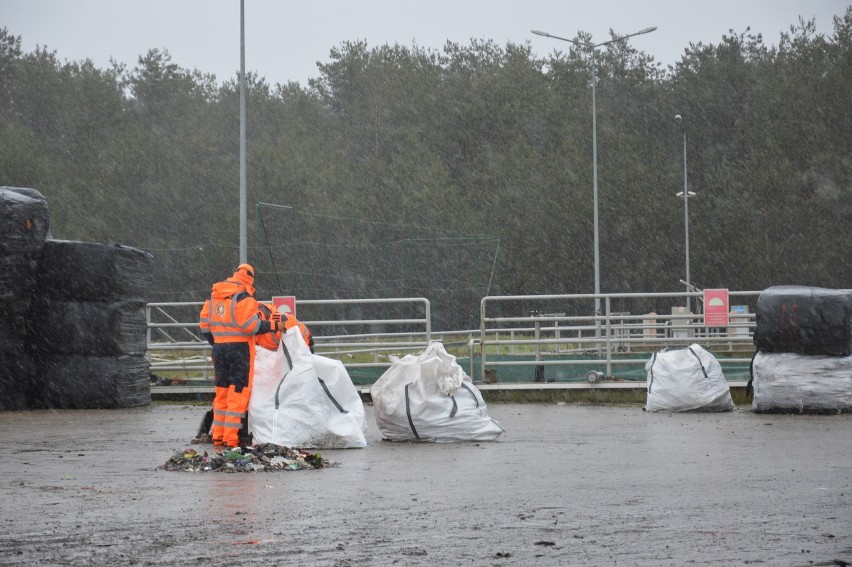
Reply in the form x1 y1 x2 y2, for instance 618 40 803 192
146 291 766 386
146 297 431 377
479 291 761 382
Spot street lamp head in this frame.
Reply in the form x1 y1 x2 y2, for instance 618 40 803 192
637 26 657 34
531 29 585 46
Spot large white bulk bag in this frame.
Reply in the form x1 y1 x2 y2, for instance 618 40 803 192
371 342 504 442
249 326 367 448
645 344 735 412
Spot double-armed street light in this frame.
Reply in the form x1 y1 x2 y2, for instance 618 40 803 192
531 26 656 319
674 114 695 313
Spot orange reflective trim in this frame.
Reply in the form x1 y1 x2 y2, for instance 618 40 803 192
206 293 261 342
199 300 212 332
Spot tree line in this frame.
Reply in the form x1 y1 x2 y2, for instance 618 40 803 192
0 10 849 330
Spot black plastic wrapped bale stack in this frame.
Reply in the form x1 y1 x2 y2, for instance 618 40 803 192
29 240 155 409
0 187 49 328
750 285 852 414
0 187 50 410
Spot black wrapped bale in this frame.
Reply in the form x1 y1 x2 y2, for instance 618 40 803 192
28 298 148 356
32 354 151 409
37 240 154 302
0 316 28 346
0 252 39 318
754 286 852 356
0 187 50 255
0 344 35 411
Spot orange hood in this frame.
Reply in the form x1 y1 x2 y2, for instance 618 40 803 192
210 279 251 299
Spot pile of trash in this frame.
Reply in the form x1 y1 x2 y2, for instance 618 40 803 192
158 444 334 473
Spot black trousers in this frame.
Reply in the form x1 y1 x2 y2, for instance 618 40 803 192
212 341 250 393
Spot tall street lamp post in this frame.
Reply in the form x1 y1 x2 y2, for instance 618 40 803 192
531 26 656 319
674 114 695 313
239 0 248 264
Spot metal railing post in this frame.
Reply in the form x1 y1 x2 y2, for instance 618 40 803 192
605 297 612 376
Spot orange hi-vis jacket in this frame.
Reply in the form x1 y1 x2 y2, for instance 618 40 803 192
200 280 261 343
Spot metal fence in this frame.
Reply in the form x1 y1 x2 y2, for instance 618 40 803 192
147 291 763 385
478 290 760 383
146 297 431 380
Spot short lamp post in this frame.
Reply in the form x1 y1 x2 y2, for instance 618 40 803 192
674 114 695 313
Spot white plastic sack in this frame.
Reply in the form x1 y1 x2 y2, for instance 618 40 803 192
370 342 504 442
751 352 852 413
645 344 735 412
249 326 367 448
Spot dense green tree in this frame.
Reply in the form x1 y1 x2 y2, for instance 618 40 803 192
0 10 849 329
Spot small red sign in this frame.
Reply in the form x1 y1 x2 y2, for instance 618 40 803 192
271 296 297 318
704 289 729 327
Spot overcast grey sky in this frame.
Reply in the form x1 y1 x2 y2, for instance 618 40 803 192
2 0 849 86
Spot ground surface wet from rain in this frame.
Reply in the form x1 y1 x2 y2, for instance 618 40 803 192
0 403 850 566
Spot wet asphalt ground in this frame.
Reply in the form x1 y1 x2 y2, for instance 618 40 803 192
0 402 850 566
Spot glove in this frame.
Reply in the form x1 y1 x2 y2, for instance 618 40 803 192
271 312 289 332
271 317 290 333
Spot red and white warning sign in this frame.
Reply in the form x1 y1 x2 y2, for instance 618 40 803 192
703 289 729 327
271 295 296 318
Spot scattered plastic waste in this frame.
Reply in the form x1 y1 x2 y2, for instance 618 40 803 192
158 444 334 472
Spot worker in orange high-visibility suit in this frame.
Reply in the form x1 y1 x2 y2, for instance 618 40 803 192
256 302 314 353
199 264 285 448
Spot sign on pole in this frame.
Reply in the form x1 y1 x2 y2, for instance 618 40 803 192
272 296 297 317
703 289 730 327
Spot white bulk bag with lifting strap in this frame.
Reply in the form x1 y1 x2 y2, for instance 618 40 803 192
645 344 735 412
371 342 504 442
250 326 367 448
